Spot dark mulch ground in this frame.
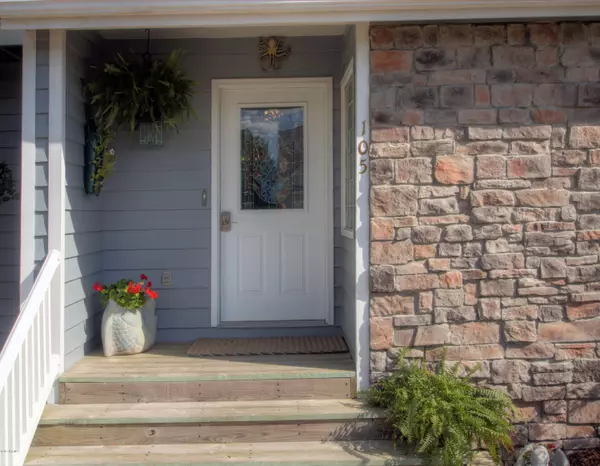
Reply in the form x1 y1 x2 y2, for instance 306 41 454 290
567 448 600 466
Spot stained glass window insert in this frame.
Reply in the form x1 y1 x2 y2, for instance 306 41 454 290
241 107 304 210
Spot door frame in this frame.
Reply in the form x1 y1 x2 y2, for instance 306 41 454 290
210 78 334 328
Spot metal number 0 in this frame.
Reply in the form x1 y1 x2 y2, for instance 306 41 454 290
358 120 369 174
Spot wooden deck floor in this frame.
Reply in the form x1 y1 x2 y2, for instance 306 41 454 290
61 343 355 383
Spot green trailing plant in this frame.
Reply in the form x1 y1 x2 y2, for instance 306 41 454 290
366 349 515 466
0 161 17 204
86 50 196 193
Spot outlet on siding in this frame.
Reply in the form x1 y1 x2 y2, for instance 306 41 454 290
161 271 172 286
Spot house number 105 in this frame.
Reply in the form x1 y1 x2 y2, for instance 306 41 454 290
358 120 369 175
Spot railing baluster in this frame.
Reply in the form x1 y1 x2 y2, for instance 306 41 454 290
14 355 21 461
46 286 52 369
40 296 48 380
36 310 42 391
17 353 24 436
28 334 34 428
23 336 30 423
1 385 9 466
8 371 15 465
32 314 38 396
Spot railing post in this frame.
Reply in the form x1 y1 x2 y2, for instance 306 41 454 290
48 30 66 373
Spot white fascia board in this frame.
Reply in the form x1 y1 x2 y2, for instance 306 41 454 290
1 1 600 30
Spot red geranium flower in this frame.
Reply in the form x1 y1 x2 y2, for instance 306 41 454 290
93 282 103 292
140 273 148 281
147 281 153 288
146 289 158 299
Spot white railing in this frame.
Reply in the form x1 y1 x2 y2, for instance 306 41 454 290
0 250 62 466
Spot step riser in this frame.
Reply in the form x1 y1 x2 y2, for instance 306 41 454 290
60 378 356 404
33 420 388 446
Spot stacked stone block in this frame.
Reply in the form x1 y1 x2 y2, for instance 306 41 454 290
369 22 600 449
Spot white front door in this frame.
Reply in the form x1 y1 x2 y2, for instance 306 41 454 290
215 79 332 324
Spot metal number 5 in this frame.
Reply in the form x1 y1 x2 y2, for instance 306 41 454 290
359 159 368 175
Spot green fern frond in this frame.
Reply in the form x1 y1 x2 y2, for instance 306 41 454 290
365 350 514 466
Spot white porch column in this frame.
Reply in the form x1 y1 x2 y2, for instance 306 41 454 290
354 23 371 391
48 30 66 372
19 30 37 303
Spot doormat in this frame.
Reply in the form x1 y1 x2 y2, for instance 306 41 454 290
187 336 348 357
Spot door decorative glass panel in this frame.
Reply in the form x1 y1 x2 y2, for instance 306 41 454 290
240 107 304 210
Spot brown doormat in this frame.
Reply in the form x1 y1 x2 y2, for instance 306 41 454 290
187 336 348 357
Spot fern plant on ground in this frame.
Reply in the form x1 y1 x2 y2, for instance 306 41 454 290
365 349 515 466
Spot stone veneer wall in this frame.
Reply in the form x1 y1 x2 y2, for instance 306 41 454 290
369 22 600 449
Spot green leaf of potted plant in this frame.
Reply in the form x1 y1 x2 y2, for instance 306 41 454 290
93 274 159 356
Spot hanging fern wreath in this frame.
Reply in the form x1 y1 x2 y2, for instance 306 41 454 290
0 161 17 204
85 44 196 195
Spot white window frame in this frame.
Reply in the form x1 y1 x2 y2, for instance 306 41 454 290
340 58 356 239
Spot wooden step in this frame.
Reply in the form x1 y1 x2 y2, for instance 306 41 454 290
60 350 356 403
26 441 421 465
33 399 388 447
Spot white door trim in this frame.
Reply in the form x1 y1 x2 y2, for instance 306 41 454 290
210 78 334 328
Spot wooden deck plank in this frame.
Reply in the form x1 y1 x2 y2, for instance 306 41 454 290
26 441 422 465
60 344 355 382
40 399 382 425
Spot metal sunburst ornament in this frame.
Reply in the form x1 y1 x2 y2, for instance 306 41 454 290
257 37 290 71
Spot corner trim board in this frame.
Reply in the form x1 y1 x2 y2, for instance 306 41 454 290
48 30 67 373
354 23 371 392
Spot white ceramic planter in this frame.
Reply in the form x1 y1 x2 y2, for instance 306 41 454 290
101 298 157 357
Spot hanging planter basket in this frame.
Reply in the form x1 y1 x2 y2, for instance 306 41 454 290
85 29 196 195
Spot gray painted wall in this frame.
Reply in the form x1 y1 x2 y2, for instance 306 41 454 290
101 36 349 341
338 27 357 358
0 56 22 347
63 31 103 370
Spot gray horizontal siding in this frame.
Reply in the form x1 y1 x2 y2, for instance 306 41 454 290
102 35 345 341
63 31 102 371
0 59 21 347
